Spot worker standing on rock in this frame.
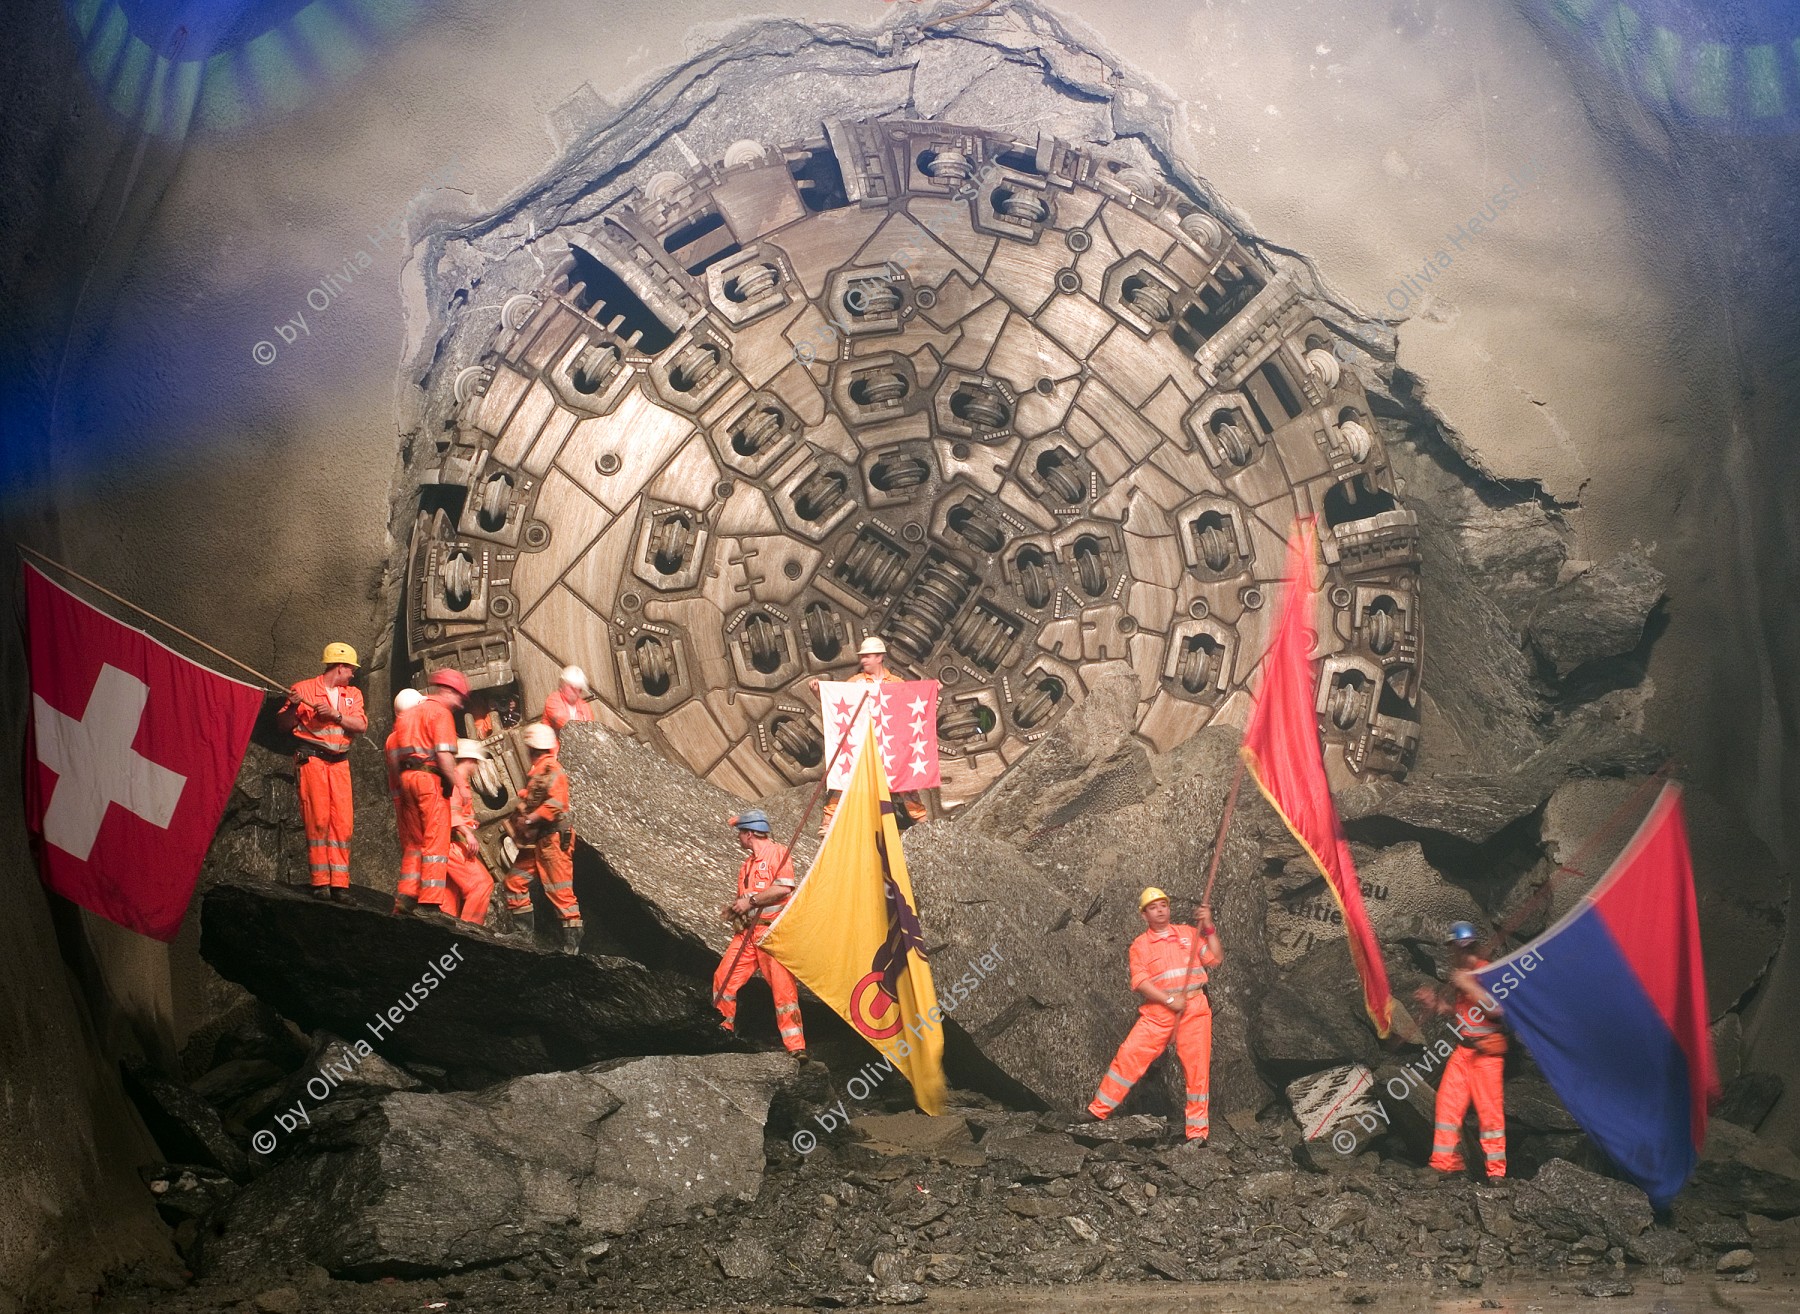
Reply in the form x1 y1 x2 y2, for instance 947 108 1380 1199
278 643 368 902
808 636 927 833
385 688 426 901
503 723 583 954
543 665 594 732
1085 888 1222 1143
713 810 807 1060
392 668 467 918
1418 922 1508 1180
443 739 495 926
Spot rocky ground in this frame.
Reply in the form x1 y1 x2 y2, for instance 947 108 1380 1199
91 1068 1800 1313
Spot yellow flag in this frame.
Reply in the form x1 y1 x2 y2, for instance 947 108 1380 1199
761 734 946 1114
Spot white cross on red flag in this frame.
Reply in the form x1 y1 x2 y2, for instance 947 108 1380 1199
24 565 265 941
819 680 940 792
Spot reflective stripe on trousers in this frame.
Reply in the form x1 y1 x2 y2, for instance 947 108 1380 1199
1087 1002 1212 1139
298 755 353 888
712 929 807 1053
504 831 581 921
1429 1046 1506 1178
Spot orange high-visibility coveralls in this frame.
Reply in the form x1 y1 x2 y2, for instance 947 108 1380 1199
1431 964 1507 1178
286 675 363 890
712 835 805 1053
820 670 928 831
442 775 493 924
394 697 456 908
384 721 420 898
543 689 595 732
504 753 581 925
1089 923 1220 1140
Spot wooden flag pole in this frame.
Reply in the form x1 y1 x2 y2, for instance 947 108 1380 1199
16 543 290 695
1177 761 1245 1001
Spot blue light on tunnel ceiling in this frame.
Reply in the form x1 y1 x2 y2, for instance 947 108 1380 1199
65 0 423 138
1537 0 1800 133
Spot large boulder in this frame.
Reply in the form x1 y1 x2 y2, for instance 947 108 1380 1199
557 724 806 958
1510 1158 1653 1247
1264 841 1483 968
904 680 1276 1118
196 1053 796 1278
1685 1119 1800 1219
201 881 729 1083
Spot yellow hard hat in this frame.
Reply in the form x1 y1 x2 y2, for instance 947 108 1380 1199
1139 886 1170 910
322 642 359 668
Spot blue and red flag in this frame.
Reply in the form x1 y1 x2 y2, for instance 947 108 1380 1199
1473 784 1719 1208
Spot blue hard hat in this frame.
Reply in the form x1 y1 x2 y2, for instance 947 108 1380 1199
730 809 771 834
1447 921 1480 946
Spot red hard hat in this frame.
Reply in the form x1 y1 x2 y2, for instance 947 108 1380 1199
429 667 471 697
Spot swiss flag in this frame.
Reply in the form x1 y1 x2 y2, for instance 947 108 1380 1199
820 680 940 792
24 565 264 941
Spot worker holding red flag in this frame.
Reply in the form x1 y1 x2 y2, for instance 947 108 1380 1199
1084 888 1223 1142
1240 519 1394 1036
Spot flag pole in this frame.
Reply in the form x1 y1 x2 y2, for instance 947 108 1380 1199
1177 761 1244 1001
15 543 290 695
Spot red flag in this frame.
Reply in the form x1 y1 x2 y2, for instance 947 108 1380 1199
1241 522 1394 1036
821 680 940 791
24 565 265 940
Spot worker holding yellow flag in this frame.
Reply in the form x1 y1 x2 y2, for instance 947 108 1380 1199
759 732 946 1115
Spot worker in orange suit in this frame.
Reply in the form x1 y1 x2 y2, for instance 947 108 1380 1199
384 688 426 901
1085 888 1222 1143
808 636 928 834
392 668 466 917
441 738 495 925
543 665 595 732
712 810 807 1060
278 643 368 901
504 722 583 954
1417 922 1508 1180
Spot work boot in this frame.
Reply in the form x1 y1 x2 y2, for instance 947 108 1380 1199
310 886 332 902
561 920 584 956
393 894 418 917
508 908 535 942
793 1049 811 1064
330 887 352 904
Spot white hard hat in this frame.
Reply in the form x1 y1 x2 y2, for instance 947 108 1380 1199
559 665 589 692
523 723 559 751
393 688 424 714
858 636 888 656
455 738 488 761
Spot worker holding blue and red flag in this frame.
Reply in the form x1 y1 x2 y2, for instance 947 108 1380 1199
1415 922 1509 1180
1470 783 1718 1209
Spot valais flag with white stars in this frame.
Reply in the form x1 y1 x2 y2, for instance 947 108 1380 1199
820 680 941 792
24 565 264 941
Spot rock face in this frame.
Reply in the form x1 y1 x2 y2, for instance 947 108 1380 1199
1517 777 1786 1010
1526 551 1666 678
197 1054 795 1278
200 882 729 1083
